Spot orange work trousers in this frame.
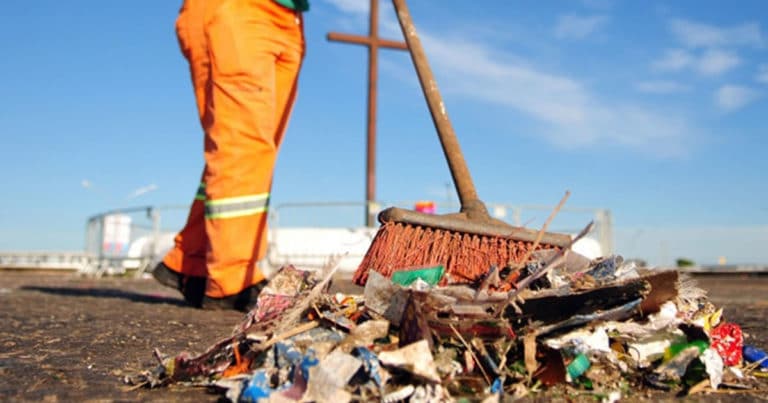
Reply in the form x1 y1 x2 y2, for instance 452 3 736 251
162 0 305 298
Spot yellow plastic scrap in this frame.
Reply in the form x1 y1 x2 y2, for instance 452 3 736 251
694 308 723 333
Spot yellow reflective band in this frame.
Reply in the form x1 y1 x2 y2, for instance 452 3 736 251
206 193 269 206
206 206 267 219
204 193 270 219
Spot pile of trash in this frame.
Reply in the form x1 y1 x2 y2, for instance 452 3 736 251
128 250 768 401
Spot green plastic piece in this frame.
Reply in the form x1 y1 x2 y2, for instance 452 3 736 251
390 265 445 286
663 340 709 362
566 353 591 380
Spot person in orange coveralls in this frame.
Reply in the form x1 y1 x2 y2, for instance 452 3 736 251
151 0 309 311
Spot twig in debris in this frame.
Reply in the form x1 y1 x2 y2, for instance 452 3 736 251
508 299 522 315
251 321 320 350
523 332 537 382
743 356 768 373
508 221 594 298
496 339 515 371
152 348 165 365
122 381 149 392
449 324 491 385
272 254 344 335
509 190 571 273
688 379 721 396
476 266 500 298
709 388 767 395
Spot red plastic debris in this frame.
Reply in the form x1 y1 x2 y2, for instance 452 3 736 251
710 322 743 367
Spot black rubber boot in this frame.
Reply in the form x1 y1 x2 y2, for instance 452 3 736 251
150 262 207 308
201 280 268 312
150 262 184 290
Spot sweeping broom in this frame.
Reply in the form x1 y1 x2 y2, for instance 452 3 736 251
352 0 572 286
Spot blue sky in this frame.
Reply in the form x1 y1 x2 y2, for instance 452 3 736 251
1 0 766 265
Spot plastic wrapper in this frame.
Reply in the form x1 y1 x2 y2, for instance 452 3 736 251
710 322 743 367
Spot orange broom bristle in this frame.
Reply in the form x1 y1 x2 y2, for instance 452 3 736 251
352 221 557 285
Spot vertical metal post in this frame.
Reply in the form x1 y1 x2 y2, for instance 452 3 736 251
327 0 408 226
512 207 522 227
366 0 378 227
598 209 614 256
150 207 161 264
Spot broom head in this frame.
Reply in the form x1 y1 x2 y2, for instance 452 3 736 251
352 207 572 286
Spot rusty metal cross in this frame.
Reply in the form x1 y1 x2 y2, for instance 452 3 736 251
327 0 407 226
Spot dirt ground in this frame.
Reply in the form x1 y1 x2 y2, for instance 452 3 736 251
1 270 768 402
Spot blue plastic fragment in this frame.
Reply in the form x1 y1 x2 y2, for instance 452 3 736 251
275 341 302 368
353 347 383 386
240 370 273 402
240 347 321 402
585 255 622 281
743 345 768 369
298 349 319 382
490 378 502 394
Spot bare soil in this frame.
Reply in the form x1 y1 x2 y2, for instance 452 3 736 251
1 270 767 402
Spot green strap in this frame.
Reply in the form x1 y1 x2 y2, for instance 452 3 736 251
195 183 206 201
273 0 309 12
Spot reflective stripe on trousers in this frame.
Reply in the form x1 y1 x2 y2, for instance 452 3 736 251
204 193 269 219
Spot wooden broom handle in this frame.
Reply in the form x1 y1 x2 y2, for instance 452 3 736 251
392 0 488 217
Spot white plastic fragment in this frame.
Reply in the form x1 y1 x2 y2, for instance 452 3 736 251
614 260 640 280
409 278 432 291
701 348 724 389
410 384 450 403
657 301 679 321
363 271 396 316
339 320 390 351
605 301 680 338
603 391 622 403
544 326 611 354
378 340 441 383
382 385 415 403
627 331 687 367
303 350 362 403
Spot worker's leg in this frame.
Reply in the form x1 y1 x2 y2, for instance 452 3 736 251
272 12 305 152
202 0 304 299
161 0 221 279
253 14 305 263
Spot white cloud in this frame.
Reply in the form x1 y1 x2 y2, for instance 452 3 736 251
81 179 92 189
697 49 740 75
756 64 768 84
554 15 608 39
417 33 692 156
324 1 695 156
323 0 368 15
420 34 588 125
129 184 159 199
652 49 693 72
634 80 690 94
715 85 760 111
670 18 765 48
652 48 740 76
